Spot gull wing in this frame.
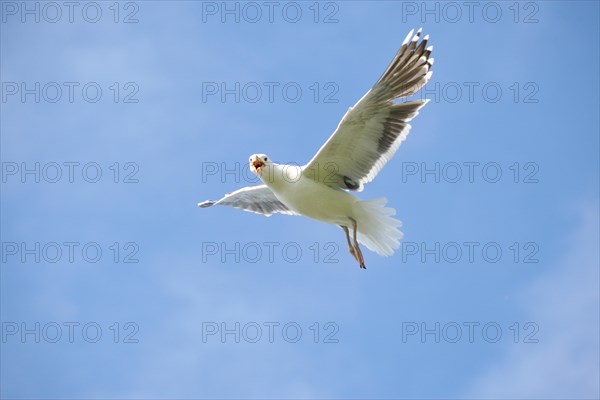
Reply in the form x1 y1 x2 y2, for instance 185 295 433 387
303 28 433 191
198 184 298 217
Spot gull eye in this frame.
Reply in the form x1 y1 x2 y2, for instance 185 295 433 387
264 157 268 161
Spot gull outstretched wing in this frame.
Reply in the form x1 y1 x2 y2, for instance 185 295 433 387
198 184 298 216
303 28 433 192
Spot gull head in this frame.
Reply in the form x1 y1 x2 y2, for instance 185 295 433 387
249 153 271 175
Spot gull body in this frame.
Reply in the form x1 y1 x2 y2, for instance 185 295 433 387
199 28 434 268
257 162 357 226
246 154 403 264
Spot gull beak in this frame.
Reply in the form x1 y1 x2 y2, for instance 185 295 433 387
252 159 265 173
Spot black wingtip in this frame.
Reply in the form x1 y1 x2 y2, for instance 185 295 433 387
198 200 216 208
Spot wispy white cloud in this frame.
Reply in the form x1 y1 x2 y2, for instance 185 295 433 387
466 203 600 399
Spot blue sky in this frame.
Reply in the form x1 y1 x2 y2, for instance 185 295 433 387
1 1 599 398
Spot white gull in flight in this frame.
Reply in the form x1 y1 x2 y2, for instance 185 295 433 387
199 28 433 269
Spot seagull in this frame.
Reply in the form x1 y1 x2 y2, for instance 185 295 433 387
199 28 433 269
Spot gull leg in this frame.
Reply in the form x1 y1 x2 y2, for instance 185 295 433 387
349 217 366 269
341 225 360 265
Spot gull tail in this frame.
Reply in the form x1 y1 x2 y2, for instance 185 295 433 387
353 197 403 256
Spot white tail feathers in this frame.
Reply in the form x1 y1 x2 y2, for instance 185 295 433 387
353 197 403 256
